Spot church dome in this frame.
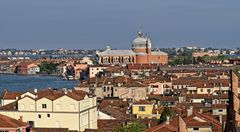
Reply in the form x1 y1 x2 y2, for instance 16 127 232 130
132 31 151 49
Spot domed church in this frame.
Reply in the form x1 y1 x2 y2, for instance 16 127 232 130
96 30 168 64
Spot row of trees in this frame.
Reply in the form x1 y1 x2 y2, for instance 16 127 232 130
38 61 59 74
169 55 229 66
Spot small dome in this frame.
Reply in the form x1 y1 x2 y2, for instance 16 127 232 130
132 37 147 48
132 31 151 49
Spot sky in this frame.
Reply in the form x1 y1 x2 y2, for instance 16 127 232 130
0 0 240 50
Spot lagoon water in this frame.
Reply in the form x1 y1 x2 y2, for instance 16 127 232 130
0 74 78 92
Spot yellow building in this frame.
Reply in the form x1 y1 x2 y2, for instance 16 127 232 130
0 88 97 132
132 100 160 119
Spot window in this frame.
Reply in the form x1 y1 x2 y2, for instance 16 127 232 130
103 87 106 92
193 128 199 130
132 89 135 94
139 106 146 112
47 114 50 117
42 104 47 109
218 109 223 112
200 89 203 92
28 121 34 127
207 89 211 93
38 114 41 118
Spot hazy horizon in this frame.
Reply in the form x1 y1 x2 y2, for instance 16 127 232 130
1 0 240 50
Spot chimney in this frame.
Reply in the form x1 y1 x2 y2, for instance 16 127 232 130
34 88 38 93
19 116 23 121
166 116 170 124
187 106 193 116
219 114 223 124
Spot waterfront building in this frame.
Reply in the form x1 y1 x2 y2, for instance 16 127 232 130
192 51 219 57
16 62 40 75
0 88 97 131
96 30 168 65
80 56 93 65
88 65 110 78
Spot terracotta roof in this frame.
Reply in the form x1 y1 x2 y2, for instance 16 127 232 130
186 94 228 101
167 69 198 73
133 100 154 105
145 122 177 132
104 66 125 72
66 90 88 101
212 104 227 109
183 112 222 130
147 94 178 102
126 64 160 70
0 114 28 128
97 119 127 131
98 98 128 110
17 62 35 68
35 89 88 101
173 77 207 85
31 128 69 132
100 106 131 120
80 76 147 87
0 101 17 111
1 90 22 100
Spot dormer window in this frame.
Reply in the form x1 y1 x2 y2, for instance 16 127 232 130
139 106 146 111
42 104 47 109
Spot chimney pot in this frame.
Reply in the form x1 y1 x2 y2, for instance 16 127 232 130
34 89 38 93
219 114 223 124
187 106 193 116
166 116 170 124
19 116 23 121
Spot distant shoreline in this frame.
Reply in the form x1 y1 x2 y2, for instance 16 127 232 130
0 72 60 77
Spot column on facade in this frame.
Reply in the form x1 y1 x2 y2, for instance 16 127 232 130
110 56 113 63
102 57 104 63
98 57 101 63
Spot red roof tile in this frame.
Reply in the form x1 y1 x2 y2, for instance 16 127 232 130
0 114 28 128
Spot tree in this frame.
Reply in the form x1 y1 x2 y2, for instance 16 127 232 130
159 107 172 124
38 61 59 74
114 122 146 132
202 55 211 63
